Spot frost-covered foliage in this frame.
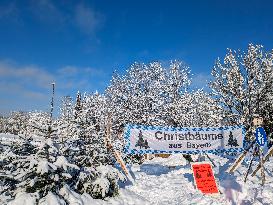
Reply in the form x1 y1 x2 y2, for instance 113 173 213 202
0 134 123 204
24 111 54 140
57 92 114 167
0 112 29 135
106 61 222 136
76 165 125 199
165 90 222 127
57 96 76 143
210 44 273 136
75 92 114 166
0 138 79 200
1 93 124 204
0 115 5 133
107 62 165 134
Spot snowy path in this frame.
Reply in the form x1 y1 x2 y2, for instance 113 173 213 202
106 155 273 205
127 164 198 205
107 155 229 205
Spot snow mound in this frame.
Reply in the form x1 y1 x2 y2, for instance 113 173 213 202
7 192 37 205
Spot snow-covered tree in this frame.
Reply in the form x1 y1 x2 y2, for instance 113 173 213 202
1 138 80 200
2 111 29 135
71 92 114 167
210 44 273 137
0 115 6 133
75 164 125 199
106 61 190 135
106 61 221 133
57 96 78 144
60 96 74 123
165 90 222 127
24 111 56 140
106 61 222 163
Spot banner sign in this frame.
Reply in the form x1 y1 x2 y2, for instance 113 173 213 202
192 162 219 194
124 124 245 154
255 127 267 147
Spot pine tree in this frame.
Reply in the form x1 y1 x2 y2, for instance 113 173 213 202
135 130 145 149
227 131 239 147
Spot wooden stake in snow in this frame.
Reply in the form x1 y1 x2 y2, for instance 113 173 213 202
251 145 273 177
227 140 255 173
228 117 270 186
105 114 134 182
243 144 258 183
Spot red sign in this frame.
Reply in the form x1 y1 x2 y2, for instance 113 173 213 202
192 162 219 194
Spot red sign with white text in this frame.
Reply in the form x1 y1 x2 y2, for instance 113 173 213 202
192 162 219 194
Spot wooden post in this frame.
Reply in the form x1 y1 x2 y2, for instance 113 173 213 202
50 83 55 126
243 144 257 182
105 115 134 182
259 147 266 185
227 140 255 173
105 114 111 148
251 146 273 177
228 117 263 174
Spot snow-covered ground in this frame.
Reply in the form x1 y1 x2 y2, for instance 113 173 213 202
2 133 273 205
107 154 273 205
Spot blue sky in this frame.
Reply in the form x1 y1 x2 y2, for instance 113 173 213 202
1 0 273 115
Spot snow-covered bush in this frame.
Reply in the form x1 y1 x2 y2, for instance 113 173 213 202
76 165 125 199
1 138 80 200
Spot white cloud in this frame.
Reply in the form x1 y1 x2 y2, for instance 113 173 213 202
58 66 79 76
0 61 54 89
0 1 105 37
0 60 108 114
75 4 104 35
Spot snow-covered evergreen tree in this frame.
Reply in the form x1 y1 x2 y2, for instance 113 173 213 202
0 115 6 133
70 92 114 167
57 95 78 144
210 44 273 137
2 111 29 135
24 111 53 140
55 91 124 199
1 138 80 200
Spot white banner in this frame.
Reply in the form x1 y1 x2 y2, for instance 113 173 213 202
124 124 245 154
